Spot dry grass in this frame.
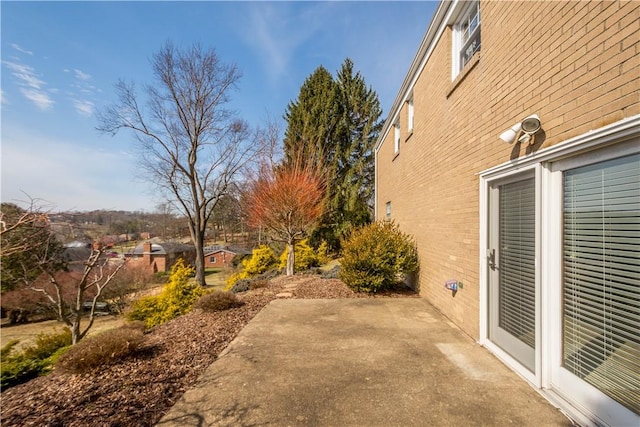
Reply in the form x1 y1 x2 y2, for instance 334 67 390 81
1 316 126 351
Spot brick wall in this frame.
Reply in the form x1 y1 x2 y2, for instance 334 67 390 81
376 0 639 339
204 250 235 268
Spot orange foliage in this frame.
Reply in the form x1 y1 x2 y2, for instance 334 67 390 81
245 161 325 243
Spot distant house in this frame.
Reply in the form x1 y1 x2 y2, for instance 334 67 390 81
126 241 196 273
203 247 237 268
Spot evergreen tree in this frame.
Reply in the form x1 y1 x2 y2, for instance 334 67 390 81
283 59 382 250
283 66 339 170
329 58 383 241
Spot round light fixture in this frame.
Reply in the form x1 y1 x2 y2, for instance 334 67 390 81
521 114 541 134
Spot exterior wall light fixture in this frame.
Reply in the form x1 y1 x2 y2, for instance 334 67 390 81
499 114 541 144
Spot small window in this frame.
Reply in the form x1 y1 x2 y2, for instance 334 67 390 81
394 122 401 154
386 201 392 219
453 0 481 77
407 97 414 134
209 256 216 263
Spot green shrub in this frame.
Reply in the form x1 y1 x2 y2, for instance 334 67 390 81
195 291 243 312
23 328 72 360
316 240 331 265
226 245 277 288
229 278 251 293
321 264 341 279
278 239 319 272
339 221 419 293
127 259 203 328
1 339 20 360
56 326 144 374
1 329 72 389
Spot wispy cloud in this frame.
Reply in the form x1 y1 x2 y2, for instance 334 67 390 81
74 68 91 81
21 88 55 110
66 67 99 116
2 60 54 110
11 43 33 56
73 99 95 116
243 3 333 82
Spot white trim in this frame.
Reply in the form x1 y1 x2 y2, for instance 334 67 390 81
483 340 537 386
540 160 560 392
479 115 640 179
533 163 542 388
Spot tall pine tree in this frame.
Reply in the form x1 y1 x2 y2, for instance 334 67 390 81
283 59 383 250
283 66 339 169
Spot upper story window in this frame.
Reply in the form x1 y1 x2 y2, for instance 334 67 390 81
394 121 401 154
453 0 481 77
407 96 414 134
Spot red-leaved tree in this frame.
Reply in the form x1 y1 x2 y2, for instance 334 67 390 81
245 160 325 276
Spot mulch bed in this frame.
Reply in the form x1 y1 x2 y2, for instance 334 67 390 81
0 276 417 426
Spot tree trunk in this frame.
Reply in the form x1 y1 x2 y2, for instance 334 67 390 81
71 315 81 345
193 230 206 287
286 241 295 276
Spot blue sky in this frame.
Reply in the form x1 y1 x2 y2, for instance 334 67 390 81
1 1 437 212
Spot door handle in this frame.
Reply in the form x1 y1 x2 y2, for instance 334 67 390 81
488 249 497 271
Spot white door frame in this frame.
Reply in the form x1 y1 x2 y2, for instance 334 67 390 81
479 115 640 426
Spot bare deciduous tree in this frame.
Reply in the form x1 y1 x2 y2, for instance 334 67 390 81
0 199 52 258
97 42 258 286
2 200 127 343
1 199 63 293
30 243 126 344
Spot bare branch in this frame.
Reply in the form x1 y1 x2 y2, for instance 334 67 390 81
97 42 259 286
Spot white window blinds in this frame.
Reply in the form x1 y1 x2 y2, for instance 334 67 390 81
563 153 640 414
499 178 536 349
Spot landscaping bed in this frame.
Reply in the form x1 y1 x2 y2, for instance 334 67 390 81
0 276 417 426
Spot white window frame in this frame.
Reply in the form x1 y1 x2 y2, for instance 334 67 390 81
479 115 640 427
394 121 401 154
386 201 392 219
451 0 481 79
407 96 414 134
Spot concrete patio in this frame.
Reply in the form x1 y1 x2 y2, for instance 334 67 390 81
158 298 573 426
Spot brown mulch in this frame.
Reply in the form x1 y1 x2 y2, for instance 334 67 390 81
0 276 417 427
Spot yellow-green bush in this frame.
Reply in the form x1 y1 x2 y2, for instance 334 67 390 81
278 239 319 271
226 245 276 288
127 259 203 328
339 221 419 293
316 240 331 265
1 328 72 389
